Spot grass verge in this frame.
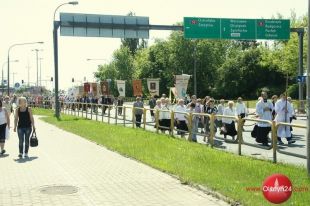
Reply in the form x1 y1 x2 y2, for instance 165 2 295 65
34 108 310 206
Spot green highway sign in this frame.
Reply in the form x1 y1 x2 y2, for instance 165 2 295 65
184 17 290 40
183 17 221 39
221 18 256 40
256 19 290 40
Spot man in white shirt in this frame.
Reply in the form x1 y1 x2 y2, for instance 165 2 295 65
275 94 295 145
255 92 273 146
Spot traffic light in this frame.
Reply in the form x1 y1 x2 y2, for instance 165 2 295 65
72 78 74 82
51 77 53 81
22 80 24 84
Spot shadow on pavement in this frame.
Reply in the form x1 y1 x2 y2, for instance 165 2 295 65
0 154 9 158
213 140 226 149
14 156 38 163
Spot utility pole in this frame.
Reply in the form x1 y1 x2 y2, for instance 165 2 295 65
193 43 197 96
39 58 43 87
307 0 310 176
32 49 43 87
26 61 31 87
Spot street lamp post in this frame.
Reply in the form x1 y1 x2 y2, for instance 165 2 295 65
307 0 310 177
39 58 43 87
32 49 43 87
7 41 43 96
2 60 18 95
193 44 197 96
53 1 78 118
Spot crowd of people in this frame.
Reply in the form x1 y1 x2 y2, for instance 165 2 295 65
132 92 297 146
0 91 298 158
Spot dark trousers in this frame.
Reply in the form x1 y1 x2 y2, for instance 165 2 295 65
118 107 123 115
135 114 142 128
17 127 32 154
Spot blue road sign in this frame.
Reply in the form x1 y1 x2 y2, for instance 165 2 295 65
14 82 20 88
297 75 306 83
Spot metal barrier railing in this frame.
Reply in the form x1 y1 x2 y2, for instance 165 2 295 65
275 122 307 159
34 101 307 164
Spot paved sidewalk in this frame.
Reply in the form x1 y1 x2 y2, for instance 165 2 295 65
0 116 229 206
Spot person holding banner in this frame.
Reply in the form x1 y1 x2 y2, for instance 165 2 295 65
133 97 144 128
275 94 295 145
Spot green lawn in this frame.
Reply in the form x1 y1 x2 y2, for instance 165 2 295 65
34 108 310 206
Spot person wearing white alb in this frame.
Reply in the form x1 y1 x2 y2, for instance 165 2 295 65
275 94 295 145
222 101 237 140
174 99 188 137
287 96 297 139
236 97 247 131
255 92 273 146
0 100 10 155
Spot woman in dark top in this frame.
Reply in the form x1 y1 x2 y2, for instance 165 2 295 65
14 97 35 158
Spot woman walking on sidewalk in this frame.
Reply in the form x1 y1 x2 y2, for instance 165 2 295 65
0 100 10 155
13 97 35 158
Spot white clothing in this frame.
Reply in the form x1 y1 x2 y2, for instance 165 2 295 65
217 103 225 121
289 102 295 117
222 107 236 124
217 104 225 115
255 99 273 127
275 99 293 138
3 102 11 116
0 108 7 125
174 105 187 121
158 104 170 120
235 102 247 115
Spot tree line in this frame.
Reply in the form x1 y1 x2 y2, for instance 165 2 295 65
94 12 308 99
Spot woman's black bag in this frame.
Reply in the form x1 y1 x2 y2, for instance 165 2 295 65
30 129 38 147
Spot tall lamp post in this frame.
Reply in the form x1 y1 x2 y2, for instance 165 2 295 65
53 1 78 118
307 0 310 176
39 58 43 87
2 60 18 95
7 41 43 96
31 49 43 87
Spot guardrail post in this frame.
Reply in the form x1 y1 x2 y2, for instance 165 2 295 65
86 103 88 119
210 114 215 148
132 107 135 128
90 103 93 120
74 103 77 117
143 108 147 130
272 121 277 163
77 103 80 117
237 116 243 156
156 109 159 133
81 103 84 118
170 111 175 137
123 106 126 126
101 104 104 122
96 104 98 121
115 106 118 125
108 105 111 124
188 113 193 141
